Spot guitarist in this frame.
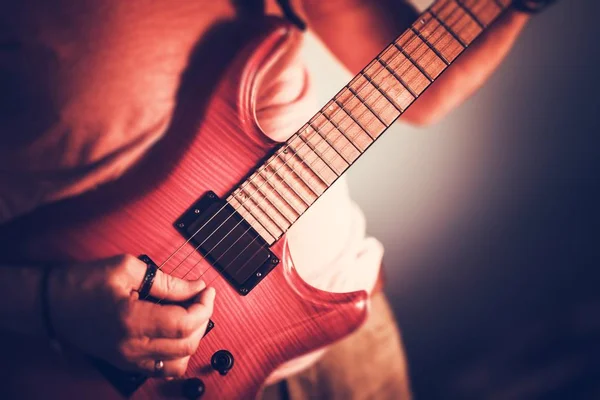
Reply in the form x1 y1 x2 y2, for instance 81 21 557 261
0 0 553 398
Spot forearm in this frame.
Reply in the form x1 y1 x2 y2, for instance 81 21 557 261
302 0 419 74
403 9 530 125
303 0 530 125
0 265 45 337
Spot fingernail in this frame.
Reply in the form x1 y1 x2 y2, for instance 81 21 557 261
195 279 207 290
206 287 216 301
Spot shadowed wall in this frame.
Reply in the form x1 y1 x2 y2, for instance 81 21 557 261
346 0 600 397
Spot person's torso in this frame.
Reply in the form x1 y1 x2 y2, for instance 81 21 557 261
0 0 299 219
0 0 384 379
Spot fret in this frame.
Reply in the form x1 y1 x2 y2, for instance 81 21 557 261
354 72 402 122
270 153 319 204
250 170 301 221
277 148 328 196
333 98 376 140
262 163 311 209
300 131 349 176
429 9 468 49
462 0 503 26
285 145 332 193
348 77 399 127
363 60 413 112
235 188 287 236
374 56 419 100
392 42 434 83
360 70 403 114
319 105 372 153
346 84 388 128
397 30 446 80
335 89 387 139
425 9 467 62
455 0 486 28
225 0 509 245
306 122 353 167
288 134 338 185
227 196 275 244
409 25 450 66
308 117 360 166
317 110 364 154
230 194 272 239
432 0 483 45
380 46 430 95
245 181 294 228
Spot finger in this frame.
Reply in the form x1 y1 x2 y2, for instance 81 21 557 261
150 269 206 302
133 287 216 338
190 287 216 315
138 357 191 378
142 324 206 359
183 287 216 336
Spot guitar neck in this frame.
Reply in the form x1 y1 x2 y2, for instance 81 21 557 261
227 0 511 245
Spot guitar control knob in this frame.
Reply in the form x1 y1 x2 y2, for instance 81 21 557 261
182 378 205 399
211 350 234 376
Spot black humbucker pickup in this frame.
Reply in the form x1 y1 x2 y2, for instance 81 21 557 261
175 191 279 295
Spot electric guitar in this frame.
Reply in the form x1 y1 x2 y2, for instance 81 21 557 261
0 0 511 398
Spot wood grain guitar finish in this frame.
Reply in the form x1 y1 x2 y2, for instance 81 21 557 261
0 20 368 400
0 0 511 398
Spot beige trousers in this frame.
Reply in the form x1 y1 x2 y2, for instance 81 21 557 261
260 293 412 400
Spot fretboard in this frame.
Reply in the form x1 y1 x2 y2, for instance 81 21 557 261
227 0 511 245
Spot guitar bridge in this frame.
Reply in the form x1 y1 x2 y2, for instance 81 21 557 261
175 191 279 295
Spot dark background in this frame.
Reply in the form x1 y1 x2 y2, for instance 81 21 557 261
348 0 600 398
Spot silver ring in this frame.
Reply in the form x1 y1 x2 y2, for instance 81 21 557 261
154 360 164 374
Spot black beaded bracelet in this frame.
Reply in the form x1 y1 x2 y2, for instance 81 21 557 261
41 267 62 352
513 0 558 14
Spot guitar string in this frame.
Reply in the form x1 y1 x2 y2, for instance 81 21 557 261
196 0 488 287
154 0 486 297
156 0 465 280
149 0 494 302
149 0 457 282
151 0 485 301
156 0 486 276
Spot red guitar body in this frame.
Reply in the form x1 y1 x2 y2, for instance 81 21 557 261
0 19 368 400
